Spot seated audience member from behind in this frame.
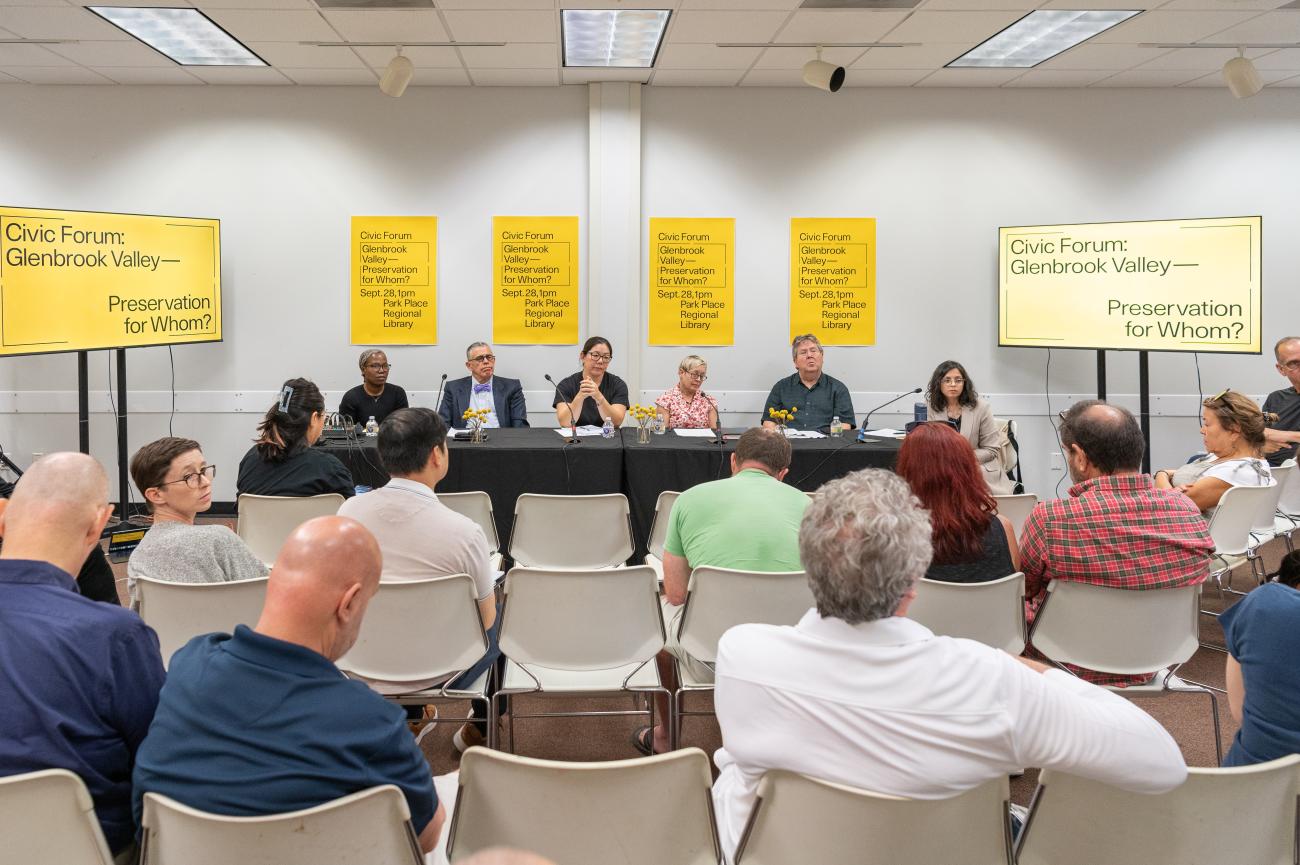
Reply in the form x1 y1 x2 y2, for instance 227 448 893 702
127 436 266 604
338 407 500 752
0 453 165 858
710 468 1188 860
132 516 445 855
637 427 809 756
895 421 1019 583
1221 549 1300 766
1263 336 1300 467
439 342 530 429
761 334 855 432
339 349 408 428
1022 400 1213 686
0 476 119 605
236 377 354 499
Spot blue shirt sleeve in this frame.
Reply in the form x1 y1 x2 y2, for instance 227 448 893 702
107 621 166 756
364 713 437 833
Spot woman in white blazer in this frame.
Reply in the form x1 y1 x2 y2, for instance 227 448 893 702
925 360 1012 494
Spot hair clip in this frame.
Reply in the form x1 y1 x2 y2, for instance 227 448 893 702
278 385 294 413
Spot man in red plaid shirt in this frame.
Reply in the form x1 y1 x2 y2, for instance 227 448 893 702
1021 400 1214 686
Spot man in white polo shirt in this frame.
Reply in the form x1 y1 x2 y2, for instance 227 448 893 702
711 468 1188 860
339 407 498 753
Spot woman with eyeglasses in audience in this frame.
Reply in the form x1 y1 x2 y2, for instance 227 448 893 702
925 360 1012 494
339 349 408 428
896 421 1019 583
237 377 355 499
655 355 719 429
1154 389 1276 518
553 336 629 429
128 436 267 605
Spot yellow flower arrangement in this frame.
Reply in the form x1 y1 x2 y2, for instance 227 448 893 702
461 407 492 441
629 404 658 442
767 406 797 425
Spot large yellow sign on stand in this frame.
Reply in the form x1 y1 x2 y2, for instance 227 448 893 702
648 218 734 345
999 216 1262 353
0 206 221 356
350 216 436 344
493 216 579 345
789 218 876 345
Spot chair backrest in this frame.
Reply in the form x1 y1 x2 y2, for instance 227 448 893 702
500 566 663 671
907 572 1026 655
1016 755 1300 865
675 567 813 665
647 490 682 560
1028 580 1200 675
0 769 114 865
734 771 1011 865
140 785 423 865
437 491 500 553
1207 484 1276 555
337 575 487 684
1250 471 1287 535
509 493 633 568
990 493 1036 538
1278 458 1300 517
135 576 269 669
449 747 720 865
236 493 345 563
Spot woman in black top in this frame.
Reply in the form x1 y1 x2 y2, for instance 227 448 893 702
338 349 408 428
896 421 1019 583
237 378 354 499
553 336 629 428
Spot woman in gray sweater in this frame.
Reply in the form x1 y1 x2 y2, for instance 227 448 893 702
127 437 267 605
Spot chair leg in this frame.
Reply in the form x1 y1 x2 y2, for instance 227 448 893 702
667 689 678 751
1204 688 1224 765
482 695 495 751
507 694 516 753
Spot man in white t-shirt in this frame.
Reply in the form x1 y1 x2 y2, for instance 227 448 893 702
339 407 498 753
711 468 1188 861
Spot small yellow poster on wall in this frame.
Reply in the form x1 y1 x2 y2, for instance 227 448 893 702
789 218 876 345
648 217 734 345
350 216 436 345
493 216 579 345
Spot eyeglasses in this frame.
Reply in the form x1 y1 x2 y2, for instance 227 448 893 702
796 348 822 358
365 363 391 371
586 352 612 363
682 370 707 381
1279 359 1300 372
157 464 216 489
941 377 965 386
469 354 496 364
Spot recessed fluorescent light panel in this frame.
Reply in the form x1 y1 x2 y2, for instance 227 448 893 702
87 7 265 66
562 9 670 68
948 9 1141 68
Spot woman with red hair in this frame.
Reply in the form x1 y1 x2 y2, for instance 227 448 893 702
896 421 1020 583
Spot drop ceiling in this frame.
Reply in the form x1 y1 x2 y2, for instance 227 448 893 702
1 0 1298 88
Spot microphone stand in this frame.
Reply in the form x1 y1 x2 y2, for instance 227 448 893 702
545 374 581 445
434 373 448 426
861 387 923 433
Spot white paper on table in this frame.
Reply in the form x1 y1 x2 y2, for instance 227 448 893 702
860 428 907 439
553 425 606 436
673 428 718 438
783 429 826 439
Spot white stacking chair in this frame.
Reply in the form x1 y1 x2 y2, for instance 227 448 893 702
0 769 115 865
643 489 681 581
336 575 494 746
1202 484 1277 621
139 786 423 865
1274 458 1300 551
495 565 667 752
508 493 634 569
134 576 268 669
733 771 1012 865
448 747 721 865
907 572 1026 654
438 491 504 572
1244 463 1289 576
673 567 813 746
1029 579 1222 762
236 493 345 565
990 493 1037 539
1015 754 1300 865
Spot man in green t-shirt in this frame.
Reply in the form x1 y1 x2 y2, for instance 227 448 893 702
636 427 810 755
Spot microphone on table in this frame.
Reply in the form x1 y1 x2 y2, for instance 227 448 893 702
434 373 448 422
861 387 923 432
544 374 581 445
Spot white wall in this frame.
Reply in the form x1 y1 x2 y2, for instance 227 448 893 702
1 83 1298 503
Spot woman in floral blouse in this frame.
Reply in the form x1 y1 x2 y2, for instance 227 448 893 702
655 354 720 429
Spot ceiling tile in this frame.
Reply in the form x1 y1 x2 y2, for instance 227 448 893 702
886 9 1027 42
657 43 760 68
839 68 929 85
247 41 365 68
3 65 113 82
204 10 339 43
0 7 131 40
1268 72 1300 85
1002 69 1115 86
0 41 75 65
438 0 555 7
773 9 912 42
853 42 967 68
320 10 448 42
408 66 469 84
1092 10 1266 43
753 45 863 69
65 0 195 6
460 42 555 68
920 0 1040 9
185 65 294 83
1040 43 1171 70
189 0 314 8
354 44 461 69
283 67 377 85
101 66 206 84
1039 0 1154 7
1091 68 1204 85
667 10 789 42
914 66 1025 85
738 67 806 85
650 68 745 84
48 40 173 67
0 0 77 7
471 67 560 85
1208 10 1300 42
1253 47 1300 69
442 10 556 42
678 0 801 8
1157 0 1290 10
1137 45 1270 70
558 0 679 7
1178 66 1297 85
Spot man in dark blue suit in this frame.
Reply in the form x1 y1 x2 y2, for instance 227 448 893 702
438 341 530 429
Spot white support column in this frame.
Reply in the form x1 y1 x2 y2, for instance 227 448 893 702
587 82 642 396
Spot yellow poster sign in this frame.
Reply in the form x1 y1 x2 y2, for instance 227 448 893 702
493 216 579 345
0 205 221 356
789 218 876 345
999 216 1262 353
648 218 734 345
350 216 436 345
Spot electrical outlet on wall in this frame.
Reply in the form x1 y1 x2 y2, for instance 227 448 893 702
1050 452 1064 473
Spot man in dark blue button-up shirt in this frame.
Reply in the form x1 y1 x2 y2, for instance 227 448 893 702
0 453 166 857
762 334 856 431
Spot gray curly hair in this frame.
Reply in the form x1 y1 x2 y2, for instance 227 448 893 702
358 349 386 370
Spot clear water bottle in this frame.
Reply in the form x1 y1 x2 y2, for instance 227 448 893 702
601 416 615 438
365 415 378 437
830 415 843 437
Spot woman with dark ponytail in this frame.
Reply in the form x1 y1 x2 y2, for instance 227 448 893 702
236 378 354 499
